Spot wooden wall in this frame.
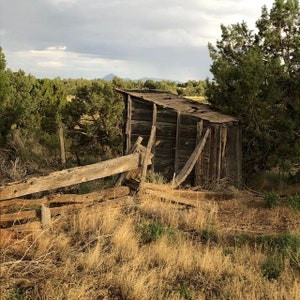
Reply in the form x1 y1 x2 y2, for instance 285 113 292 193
123 93 242 187
195 122 242 187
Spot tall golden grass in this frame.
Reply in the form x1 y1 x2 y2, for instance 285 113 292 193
1 191 300 299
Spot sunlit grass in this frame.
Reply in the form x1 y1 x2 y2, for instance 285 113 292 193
1 191 300 299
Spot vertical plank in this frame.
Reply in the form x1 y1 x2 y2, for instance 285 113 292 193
41 204 52 228
201 125 211 187
221 126 228 178
141 126 156 182
151 103 157 171
217 125 222 182
195 121 203 186
173 128 210 188
58 125 66 167
115 136 143 187
209 126 217 184
125 95 132 154
236 124 243 187
174 112 181 175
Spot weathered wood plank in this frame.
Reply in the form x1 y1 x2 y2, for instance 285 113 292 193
41 204 52 228
58 125 66 167
221 126 228 178
173 128 211 188
209 126 218 183
0 186 131 209
140 182 235 203
115 137 143 186
125 95 132 153
131 97 153 110
217 126 222 182
0 154 143 201
131 105 176 123
174 112 181 175
236 125 242 186
179 114 199 125
179 125 197 138
225 125 239 183
131 109 153 121
151 104 157 170
141 125 156 182
155 139 176 150
170 137 196 150
131 120 176 137
195 121 204 186
0 211 37 224
157 108 177 124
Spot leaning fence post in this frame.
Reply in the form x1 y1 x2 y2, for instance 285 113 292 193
41 204 52 228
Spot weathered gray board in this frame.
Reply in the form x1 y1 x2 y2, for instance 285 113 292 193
117 89 242 187
0 152 148 201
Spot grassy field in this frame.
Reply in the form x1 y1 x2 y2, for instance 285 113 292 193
0 185 300 299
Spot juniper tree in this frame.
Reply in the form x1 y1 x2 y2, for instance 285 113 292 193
206 0 300 175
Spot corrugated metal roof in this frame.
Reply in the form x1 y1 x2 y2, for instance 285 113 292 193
116 89 238 124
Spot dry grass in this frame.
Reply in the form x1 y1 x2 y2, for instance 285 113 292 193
1 190 300 299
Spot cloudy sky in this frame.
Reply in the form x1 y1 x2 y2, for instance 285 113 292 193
0 0 274 81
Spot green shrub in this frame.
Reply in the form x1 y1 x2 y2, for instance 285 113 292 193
261 254 283 280
233 233 252 246
146 170 166 184
137 220 174 244
288 248 300 273
286 194 300 211
198 228 219 244
256 233 300 255
178 282 192 300
264 191 278 208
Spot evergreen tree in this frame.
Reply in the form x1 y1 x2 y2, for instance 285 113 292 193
0 48 22 145
63 80 124 165
206 0 300 175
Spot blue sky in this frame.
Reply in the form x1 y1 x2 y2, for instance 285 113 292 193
0 0 274 81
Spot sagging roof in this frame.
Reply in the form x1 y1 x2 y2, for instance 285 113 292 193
116 89 238 124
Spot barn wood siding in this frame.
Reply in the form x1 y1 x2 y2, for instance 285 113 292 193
119 89 242 188
224 123 241 185
130 96 177 179
174 113 197 183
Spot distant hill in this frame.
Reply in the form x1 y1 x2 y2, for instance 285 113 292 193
102 73 179 83
102 73 116 80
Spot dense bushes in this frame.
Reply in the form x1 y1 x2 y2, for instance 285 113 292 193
0 47 206 180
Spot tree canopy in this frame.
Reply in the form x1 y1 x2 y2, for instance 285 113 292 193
206 0 300 175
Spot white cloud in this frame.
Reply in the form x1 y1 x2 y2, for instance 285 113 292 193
0 0 276 80
45 46 67 51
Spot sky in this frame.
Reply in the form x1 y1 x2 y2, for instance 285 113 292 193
0 0 274 82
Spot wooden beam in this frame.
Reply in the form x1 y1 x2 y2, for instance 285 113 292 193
221 126 228 178
115 136 143 186
140 182 235 204
172 128 211 188
236 125 243 186
0 153 144 201
210 126 217 182
125 95 132 154
58 125 66 167
41 204 52 228
0 186 131 209
151 103 157 170
195 121 203 186
0 211 37 224
217 126 222 182
141 125 156 182
174 112 181 175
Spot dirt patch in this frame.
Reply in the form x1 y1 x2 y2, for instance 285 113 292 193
216 192 300 235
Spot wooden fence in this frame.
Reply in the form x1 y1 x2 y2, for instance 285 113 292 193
0 145 152 201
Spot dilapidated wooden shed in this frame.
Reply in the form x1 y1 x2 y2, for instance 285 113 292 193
116 89 242 188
